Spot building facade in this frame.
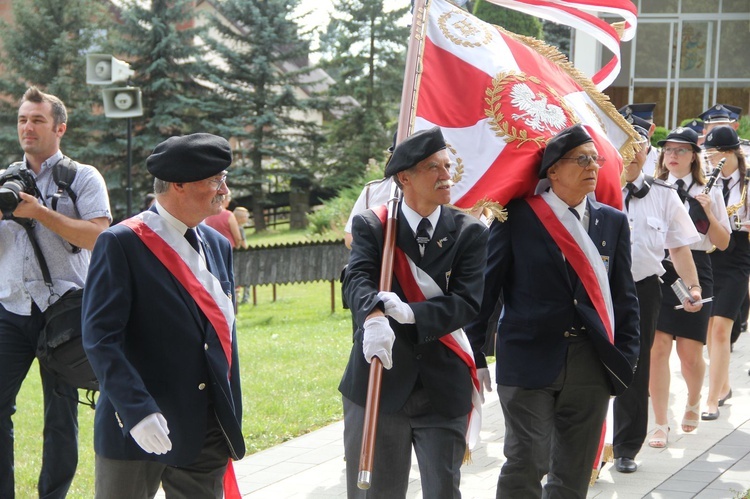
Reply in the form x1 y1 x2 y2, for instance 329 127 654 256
596 0 750 129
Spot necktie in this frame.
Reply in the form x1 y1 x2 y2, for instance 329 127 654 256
416 218 432 244
722 178 731 204
624 183 637 211
185 228 200 253
568 207 580 221
416 218 432 257
675 179 688 204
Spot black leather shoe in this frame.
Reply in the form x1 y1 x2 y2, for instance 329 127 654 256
614 457 637 473
701 409 720 421
718 388 732 407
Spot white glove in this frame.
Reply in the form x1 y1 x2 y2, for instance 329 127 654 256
477 368 492 404
130 412 172 455
362 316 395 370
377 291 415 324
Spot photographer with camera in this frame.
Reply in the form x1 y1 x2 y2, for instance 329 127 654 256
0 87 111 499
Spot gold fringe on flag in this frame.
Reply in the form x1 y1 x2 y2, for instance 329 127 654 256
589 443 615 485
611 21 626 41
589 467 600 486
494 26 641 171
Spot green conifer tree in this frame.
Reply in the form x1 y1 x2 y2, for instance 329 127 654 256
318 0 410 189
201 0 325 231
107 0 217 217
0 0 113 166
472 0 543 38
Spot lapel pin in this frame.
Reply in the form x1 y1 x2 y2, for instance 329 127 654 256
436 237 448 248
595 218 599 226
602 241 606 247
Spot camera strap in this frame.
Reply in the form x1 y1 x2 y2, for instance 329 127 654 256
16 220 57 301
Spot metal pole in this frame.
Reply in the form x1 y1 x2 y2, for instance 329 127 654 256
126 116 133 217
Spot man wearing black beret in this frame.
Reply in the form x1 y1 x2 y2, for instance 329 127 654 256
82 133 245 498
340 126 489 497
465 123 640 497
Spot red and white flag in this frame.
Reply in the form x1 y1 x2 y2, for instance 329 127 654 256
479 0 638 90
410 0 639 211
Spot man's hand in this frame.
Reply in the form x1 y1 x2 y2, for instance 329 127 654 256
377 291 415 324
130 413 172 455
477 368 492 404
10 191 44 219
363 316 395 369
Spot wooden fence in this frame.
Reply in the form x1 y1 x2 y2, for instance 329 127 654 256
233 240 350 312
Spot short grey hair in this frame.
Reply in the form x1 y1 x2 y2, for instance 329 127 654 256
153 178 171 194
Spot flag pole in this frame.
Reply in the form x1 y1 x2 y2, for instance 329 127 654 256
357 0 430 490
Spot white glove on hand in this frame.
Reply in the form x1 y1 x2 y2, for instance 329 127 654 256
130 412 172 455
362 316 395 370
477 368 492 404
377 291 415 324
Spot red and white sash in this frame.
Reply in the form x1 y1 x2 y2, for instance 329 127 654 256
526 194 614 341
525 194 614 480
121 212 240 498
374 206 482 450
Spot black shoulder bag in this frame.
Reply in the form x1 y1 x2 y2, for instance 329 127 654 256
21 221 98 407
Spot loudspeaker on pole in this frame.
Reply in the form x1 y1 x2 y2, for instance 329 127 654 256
86 54 135 85
102 87 144 118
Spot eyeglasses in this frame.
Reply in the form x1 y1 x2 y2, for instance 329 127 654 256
207 175 227 191
560 155 606 168
663 147 692 156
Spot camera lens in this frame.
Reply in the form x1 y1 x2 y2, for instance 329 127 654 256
0 181 24 213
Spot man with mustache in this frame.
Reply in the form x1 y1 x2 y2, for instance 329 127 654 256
340 126 489 498
82 133 245 498
465 124 640 498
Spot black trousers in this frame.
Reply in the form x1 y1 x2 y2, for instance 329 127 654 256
613 275 661 459
497 336 610 499
343 388 467 499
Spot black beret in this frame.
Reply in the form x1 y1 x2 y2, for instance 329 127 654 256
147 133 232 182
704 125 740 150
385 127 447 177
657 127 701 152
539 124 593 178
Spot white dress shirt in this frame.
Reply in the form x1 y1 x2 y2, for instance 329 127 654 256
623 174 700 282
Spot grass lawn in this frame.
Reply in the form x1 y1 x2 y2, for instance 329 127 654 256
14 280 353 496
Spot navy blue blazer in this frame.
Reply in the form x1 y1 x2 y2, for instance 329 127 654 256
339 203 488 418
82 218 244 465
465 197 640 395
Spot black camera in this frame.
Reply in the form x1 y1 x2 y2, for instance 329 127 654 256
0 162 38 213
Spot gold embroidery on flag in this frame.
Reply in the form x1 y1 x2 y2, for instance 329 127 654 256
485 72 577 148
438 9 492 48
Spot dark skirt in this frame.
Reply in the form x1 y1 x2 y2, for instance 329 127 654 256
710 232 750 320
657 250 713 343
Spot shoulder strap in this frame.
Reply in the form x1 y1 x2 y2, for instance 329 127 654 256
51 156 78 211
16 221 55 298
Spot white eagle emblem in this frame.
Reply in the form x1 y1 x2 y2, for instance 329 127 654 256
509 83 567 132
